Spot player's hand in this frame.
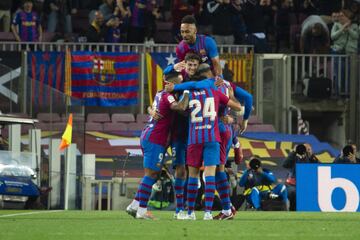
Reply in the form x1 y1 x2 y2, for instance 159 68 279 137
151 109 163 121
174 61 185 72
239 119 248 134
220 115 234 125
165 81 175 92
214 76 224 87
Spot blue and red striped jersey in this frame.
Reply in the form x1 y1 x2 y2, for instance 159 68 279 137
187 88 229 145
130 0 147 27
176 34 219 69
141 90 176 147
12 11 40 42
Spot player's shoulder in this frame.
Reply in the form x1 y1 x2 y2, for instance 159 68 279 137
176 40 187 50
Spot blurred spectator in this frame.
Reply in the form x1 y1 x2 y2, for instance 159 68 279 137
317 0 342 16
85 10 107 42
172 0 195 42
144 0 161 44
46 0 78 35
282 143 319 210
105 16 122 43
99 0 117 21
0 0 11 32
239 157 288 210
230 0 246 44
331 9 359 54
274 0 291 52
241 0 271 53
301 0 318 16
11 0 43 42
334 144 360 163
127 0 148 43
194 0 212 35
207 0 235 45
300 15 330 53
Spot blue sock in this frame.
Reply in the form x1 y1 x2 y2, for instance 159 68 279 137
187 177 198 214
174 178 185 213
204 176 216 213
216 171 231 211
137 176 156 208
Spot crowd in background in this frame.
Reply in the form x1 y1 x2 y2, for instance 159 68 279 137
1 0 359 53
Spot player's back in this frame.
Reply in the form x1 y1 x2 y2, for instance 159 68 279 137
187 88 228 145
141 91 175 146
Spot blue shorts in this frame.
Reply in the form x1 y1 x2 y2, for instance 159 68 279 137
141 140 165 171
187 142 220 167
171 141 187 166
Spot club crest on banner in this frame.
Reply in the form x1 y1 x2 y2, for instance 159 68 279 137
93 58 116 85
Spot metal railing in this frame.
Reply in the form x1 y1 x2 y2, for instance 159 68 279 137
0 41 254 54
289 54 351 96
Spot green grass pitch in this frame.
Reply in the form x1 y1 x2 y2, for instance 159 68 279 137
0 210 359 240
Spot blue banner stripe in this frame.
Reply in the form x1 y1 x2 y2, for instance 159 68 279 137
71 73 139 81
72 52 137 57
71 86 139 92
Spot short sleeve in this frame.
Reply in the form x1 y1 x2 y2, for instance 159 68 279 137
205 36 219 59
165 94 176 105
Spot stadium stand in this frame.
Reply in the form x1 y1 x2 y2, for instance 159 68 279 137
136 114 149 123
87 113 111 123
111 113 135 123
103 122 128 132
37 113 61 122
85 122 103 131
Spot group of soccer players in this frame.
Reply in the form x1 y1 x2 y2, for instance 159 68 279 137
126 15 253 220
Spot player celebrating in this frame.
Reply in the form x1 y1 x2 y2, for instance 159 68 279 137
184 81 242 220
176 15 222 77
126 71 189 219
166 64 253 219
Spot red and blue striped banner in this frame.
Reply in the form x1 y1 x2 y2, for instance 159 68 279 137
71 52 139 106
27 51 65 105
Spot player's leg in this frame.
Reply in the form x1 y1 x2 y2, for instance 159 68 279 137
214 130 233 219
185 143 203 219
126 140 164 219
203 142 220 220
172 141 187 217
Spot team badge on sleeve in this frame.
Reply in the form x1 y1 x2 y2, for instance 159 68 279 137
167 95 176 104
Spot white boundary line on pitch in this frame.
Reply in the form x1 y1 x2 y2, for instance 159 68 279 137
0 210 63 218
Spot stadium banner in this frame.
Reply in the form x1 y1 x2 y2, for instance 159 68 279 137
220 52 254 92
27 51 65 105
297 164 360 212
0 51 22 106
71 51 139 106
145 52 177 104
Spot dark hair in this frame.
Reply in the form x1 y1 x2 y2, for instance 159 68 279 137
181 15 197 25
197 63 211 75
249 158 261 170
184 52 201 63
343 145 354 157
164 71 181 82
295 144 307 155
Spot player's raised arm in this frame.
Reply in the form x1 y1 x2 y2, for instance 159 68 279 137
170 90 189 112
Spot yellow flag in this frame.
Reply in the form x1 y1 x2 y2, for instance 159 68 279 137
59 114 73 151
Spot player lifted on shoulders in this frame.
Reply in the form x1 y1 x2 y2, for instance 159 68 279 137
126 71 189 220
